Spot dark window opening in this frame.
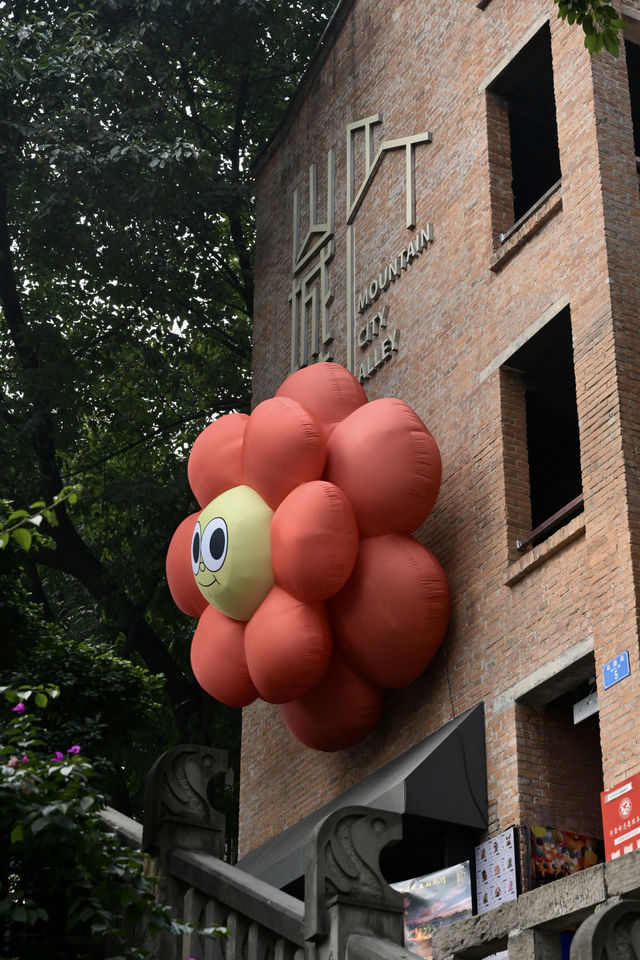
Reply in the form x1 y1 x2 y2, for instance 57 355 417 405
516 658 604 881
625 39 640 158
489 24 561 226
520 704 604 886
380 817 480 885
503 308 582 548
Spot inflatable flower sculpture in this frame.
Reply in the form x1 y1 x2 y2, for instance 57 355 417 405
166 362 449 751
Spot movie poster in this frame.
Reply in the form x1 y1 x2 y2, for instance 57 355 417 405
391 862 473 960
475 827 519 914
528 825 603 888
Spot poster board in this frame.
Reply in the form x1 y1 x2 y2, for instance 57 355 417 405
391 861 473 960
474 827 519 913
527 825 603 888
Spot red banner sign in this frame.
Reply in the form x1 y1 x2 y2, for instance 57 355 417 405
601 771 640 861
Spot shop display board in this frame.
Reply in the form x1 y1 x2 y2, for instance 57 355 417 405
391 861 473 960
527 825 603 888
601 770 640 860
474 827 519 913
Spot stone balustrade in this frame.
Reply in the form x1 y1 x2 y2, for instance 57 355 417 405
101 746 640 960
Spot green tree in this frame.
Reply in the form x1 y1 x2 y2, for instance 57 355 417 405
554 0 626 56
0 683 227 959
0 0 334 777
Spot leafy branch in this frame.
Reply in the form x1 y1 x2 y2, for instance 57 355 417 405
0 684 228 958
0 484 84 552
555 0 626 55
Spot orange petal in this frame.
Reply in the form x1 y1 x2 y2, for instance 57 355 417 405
271 481 358 602
242 397 326 510
325 398 441 536
280 651 384 751
244 586 332 703
276 361 367 438
328 534 450 689
188 412 248 507
190 605 257 707
166 513 208 618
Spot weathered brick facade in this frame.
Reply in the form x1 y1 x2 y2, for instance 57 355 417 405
242 0 640 892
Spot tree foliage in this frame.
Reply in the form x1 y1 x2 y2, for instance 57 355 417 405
0 0 334 809
0 684 227 959
554 0 626 55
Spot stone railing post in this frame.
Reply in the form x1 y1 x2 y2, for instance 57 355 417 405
304 806 404 960
142 744 230 959
570 898 640 959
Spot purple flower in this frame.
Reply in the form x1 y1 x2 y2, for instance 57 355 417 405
66 745 81 755
50 751 64 763
20 755 28 763
12 703 25 714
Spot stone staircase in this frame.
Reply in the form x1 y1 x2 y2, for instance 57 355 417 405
102 745 640 960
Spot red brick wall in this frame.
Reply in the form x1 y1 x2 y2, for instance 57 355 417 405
516 705 603 839
243 0 640 859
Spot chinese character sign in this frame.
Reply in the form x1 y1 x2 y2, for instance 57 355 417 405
601 771 640 860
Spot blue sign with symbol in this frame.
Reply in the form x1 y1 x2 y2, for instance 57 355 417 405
603 651 630 690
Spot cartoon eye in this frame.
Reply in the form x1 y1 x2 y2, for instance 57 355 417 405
201 517 228 572
191 522 201 576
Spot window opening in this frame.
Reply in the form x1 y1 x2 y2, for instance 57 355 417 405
501 307 583 554
625 39 640 161
487 24 561 237
516 653 604 891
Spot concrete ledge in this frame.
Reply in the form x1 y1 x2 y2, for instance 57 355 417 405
433 852 640 958
516 864 606 930
492 635 593 716
479 294 570 384
604 848 640 897
490 185 562 272
431 900 516 958
504 514 585 587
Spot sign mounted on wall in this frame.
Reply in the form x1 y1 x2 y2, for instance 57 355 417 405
475 827 519 914
602 650 630 690
391 862 472 959
601 771 640 860
527 825 602 886
288 114 434 381
166 363 450 752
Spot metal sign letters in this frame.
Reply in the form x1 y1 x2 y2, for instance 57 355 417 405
288 114 433 380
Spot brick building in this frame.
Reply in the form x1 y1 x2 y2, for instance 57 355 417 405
238 0 640 925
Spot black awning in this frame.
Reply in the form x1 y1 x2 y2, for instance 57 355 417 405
237 703 487 889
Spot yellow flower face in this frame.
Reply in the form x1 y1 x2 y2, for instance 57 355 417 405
191 485 274 622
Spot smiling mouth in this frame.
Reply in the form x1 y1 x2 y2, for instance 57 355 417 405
198 576 219 588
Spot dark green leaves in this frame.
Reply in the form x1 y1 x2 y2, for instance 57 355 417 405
1 680 227 958
555 0 626 56
0 0 333 870
0 486 83 551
